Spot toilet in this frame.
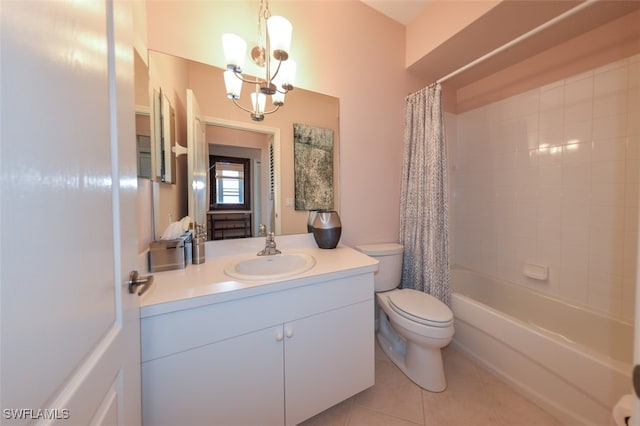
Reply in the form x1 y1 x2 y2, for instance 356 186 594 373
357 243 454 392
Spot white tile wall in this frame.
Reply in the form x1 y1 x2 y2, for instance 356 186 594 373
450 54 640 322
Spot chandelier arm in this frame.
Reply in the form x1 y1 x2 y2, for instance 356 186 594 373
268 59 283 83
232 71 267 86
262 104 281 115
274 86 291 95
231 99 280 116
231 98 257 115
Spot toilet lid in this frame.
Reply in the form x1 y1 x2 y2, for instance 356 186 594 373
388 289 453 327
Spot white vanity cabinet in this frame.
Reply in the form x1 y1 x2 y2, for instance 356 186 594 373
140 272 374 426
142 324 285 425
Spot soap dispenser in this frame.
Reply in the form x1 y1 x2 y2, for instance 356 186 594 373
192 224 205 264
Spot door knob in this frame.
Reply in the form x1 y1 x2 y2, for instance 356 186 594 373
128 270 154 296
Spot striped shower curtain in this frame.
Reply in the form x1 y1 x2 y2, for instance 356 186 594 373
399 84 451 306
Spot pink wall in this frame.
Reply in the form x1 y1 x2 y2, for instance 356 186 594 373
145 1 411 246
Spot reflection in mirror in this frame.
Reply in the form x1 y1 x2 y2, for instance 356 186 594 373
153 89 177 184
135 114 152 179
134 50 177 185
145 50 340 237
134 50 152 179
210 156 250 210
204 121 276 238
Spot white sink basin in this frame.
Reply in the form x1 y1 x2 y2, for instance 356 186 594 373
224 253 316 281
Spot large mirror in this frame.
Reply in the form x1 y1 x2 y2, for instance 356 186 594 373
141 50 340 240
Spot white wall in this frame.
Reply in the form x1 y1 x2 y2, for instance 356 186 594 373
451 54 640 322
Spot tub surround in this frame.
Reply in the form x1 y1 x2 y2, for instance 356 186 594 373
452 54 640 322
140 233 378 425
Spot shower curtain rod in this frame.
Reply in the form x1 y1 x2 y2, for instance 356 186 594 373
435 0 599 85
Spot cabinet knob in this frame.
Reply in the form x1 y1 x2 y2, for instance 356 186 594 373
285 327 294 339
276 331 284 342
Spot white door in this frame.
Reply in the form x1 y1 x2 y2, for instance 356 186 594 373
186 89 206 231
1 1 141 425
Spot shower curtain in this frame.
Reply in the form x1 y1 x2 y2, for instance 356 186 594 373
399 84 451 306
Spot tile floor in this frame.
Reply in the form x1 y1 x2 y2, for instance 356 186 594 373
300 342 562 426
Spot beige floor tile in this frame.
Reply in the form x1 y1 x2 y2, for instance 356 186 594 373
425 346 559 426
489 380 561 426
347 405 422 426
423 391 503 426
299 343 561 426
423 376 501 425
299 397 353 426
353 357 425 424
443 346 500 386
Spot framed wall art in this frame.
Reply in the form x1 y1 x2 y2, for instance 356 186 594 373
293 123 334 211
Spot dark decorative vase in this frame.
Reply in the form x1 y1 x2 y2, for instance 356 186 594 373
312 211 342 249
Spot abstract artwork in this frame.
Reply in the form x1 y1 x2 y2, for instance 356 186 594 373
293 123 334 211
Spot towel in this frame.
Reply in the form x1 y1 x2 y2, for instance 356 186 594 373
160 216 192 240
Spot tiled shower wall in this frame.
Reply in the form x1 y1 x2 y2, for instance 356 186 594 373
450 54 640 322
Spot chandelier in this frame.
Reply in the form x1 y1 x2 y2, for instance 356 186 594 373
222 0 296 122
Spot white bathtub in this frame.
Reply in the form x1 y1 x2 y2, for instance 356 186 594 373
450 267 633 425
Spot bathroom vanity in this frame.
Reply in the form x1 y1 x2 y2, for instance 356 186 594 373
139 234 378 425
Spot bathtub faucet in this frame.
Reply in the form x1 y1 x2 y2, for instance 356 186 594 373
258 232 281 256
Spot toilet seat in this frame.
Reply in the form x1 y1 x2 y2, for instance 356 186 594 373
387 289 453 327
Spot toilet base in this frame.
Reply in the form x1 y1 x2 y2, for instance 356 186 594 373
377 313 447 392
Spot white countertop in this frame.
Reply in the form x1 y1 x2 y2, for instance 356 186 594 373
140 233 379 318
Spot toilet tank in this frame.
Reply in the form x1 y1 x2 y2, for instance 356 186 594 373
356 243 403 292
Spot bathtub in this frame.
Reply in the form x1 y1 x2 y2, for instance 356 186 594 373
450 267 633 426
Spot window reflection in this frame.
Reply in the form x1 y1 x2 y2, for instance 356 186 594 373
210 155 250 210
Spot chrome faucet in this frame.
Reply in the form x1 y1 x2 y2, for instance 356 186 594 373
257 232 281 256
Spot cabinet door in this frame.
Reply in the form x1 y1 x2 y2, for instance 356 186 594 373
142 325 285 426
284 300 374 425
